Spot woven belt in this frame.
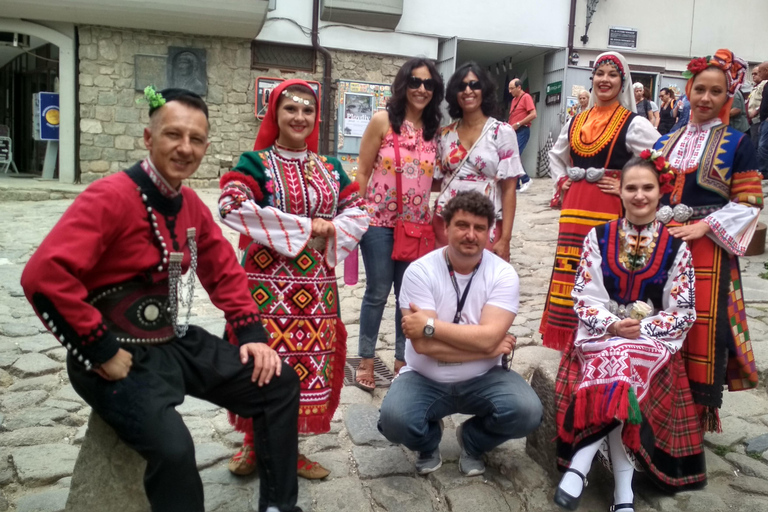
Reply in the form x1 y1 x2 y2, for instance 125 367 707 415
88 280 174 344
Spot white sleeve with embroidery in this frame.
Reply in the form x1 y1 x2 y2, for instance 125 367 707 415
326 203 370 268
625 116 662 155
639 243 697 353
219 198 313 259
572 229 621 344
703 201 760 256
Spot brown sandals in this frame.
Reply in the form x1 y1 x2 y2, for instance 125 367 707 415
355 358 376 393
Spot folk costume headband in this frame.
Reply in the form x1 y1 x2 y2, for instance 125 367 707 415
253 79 320 152
683 48 747 124
589 51 637 113
638 149 674 194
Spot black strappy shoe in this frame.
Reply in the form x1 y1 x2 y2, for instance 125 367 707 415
609 503 634 512
553 468 588 510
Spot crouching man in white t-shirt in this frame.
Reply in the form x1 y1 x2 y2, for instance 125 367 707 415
378 191 542 477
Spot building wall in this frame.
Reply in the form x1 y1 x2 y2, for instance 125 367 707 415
573 0 767 64
77 25 406 186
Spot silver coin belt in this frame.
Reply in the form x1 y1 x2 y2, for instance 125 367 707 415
607 299 655 320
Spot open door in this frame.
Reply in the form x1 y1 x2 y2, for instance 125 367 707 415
436 37 457 124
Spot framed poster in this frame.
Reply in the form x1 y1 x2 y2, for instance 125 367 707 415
254 77 322 119
342 93 374 137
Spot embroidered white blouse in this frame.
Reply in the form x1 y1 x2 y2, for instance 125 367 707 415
572 222 697 353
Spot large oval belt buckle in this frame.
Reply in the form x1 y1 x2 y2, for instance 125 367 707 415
656 205 674 224
585 167 605 183
672 204 693 223
566 167 586 181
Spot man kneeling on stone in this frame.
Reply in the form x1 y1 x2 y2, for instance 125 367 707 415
20 88 302 512
378 191 542 476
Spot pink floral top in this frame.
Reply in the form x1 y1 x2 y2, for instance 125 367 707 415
434 118 524 220
364 120 437 227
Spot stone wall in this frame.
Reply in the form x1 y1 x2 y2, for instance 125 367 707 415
77 26 407 187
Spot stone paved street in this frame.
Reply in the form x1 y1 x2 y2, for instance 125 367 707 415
1 177 768 511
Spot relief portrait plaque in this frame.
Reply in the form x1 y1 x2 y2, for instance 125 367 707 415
167 47 207 96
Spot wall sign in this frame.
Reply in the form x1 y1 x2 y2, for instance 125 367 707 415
33 92 59 141
608 26 638 49
546 81 562 96
254 77 322 119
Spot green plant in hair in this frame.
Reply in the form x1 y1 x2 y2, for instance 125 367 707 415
137 86 166 109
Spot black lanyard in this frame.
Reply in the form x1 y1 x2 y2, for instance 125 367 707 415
444 249 482 324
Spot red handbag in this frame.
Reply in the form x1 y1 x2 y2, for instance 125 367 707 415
391 133 435 262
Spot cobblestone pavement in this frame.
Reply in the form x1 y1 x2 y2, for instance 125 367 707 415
0 178 767 511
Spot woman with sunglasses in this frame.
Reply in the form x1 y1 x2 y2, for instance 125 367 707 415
434 61 525 262
219 79 370 479
354 58 444 391
540 52 660 352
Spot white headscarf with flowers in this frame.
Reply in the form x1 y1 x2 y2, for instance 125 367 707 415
588 51 637 113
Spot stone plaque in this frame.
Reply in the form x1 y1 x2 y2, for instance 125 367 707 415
167 47 207 96
134 55 167 92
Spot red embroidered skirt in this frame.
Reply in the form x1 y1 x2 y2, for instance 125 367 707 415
540 178 622 350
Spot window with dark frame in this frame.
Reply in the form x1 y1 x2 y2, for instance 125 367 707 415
250 41 316 72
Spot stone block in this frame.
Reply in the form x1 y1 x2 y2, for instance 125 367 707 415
352 445 412 479
98 40 118 60
114 135 136 150
15 488 69 512
93 135 114 148
525 358 560 479
79 145 102 161
367 476 435 512
102 149 127 162
0 390 48 411
725 451 768 479
730 475 768 496
64 412 150 512
705 416 765 449
486 437 553 492
10 353 60 377
80 119 102 134
747 433 768 455
93 75 114 88
344 403 391 447
79 86 98 105
98 92 117 106
0 323 40 337
115 108 140 123
12 443 79 486
445 483 518 511
88 161 110 173
704 447 736 478
312 477 372 512
228 92 247 104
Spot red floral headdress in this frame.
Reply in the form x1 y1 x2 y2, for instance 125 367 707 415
639 149 674 194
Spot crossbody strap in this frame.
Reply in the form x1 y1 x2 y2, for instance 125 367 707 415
439 120 494 197
393 132 404 217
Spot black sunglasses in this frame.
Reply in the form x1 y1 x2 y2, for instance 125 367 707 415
461 80 483 91
407 76 436 92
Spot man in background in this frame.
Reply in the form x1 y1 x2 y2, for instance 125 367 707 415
507 78 537 192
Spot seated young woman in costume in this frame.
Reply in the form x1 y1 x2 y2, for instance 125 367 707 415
218 79 370 479
554 154 703 512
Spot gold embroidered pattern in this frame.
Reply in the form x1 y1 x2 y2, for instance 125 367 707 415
570 106 632 158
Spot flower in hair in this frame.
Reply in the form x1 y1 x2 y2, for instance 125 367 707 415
140 85 166 109
682 57 711 79
640 149 674 193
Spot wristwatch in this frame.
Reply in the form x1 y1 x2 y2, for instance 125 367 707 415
423 318 435 338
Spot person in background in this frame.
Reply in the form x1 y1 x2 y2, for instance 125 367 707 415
644 87 660 128
632 82 654 123
554 155 702 512
354 58 445 390
219 79 369 480
577 90 590 113
669 91 690 133
508 78 537 193
730 87 750 133
657 87 678 135
747 64 766 149
540 51 660 351
433 62 525 262
654 48 762 440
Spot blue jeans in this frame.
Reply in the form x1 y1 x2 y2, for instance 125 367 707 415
515 125 531 187
358 226 409 361
758 121 768 179
378 366 542 456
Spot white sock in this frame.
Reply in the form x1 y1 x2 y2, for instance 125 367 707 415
558 436 604 498
265 507 279 512
608 427 635 507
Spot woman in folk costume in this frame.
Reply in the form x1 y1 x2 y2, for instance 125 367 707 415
218 79 370 478
652 49 762 429
554 155 701 512
540 52 660 350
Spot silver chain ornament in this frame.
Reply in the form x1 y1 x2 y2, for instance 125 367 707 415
167 228 197 338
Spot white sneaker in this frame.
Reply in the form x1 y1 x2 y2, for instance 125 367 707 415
519 179 532 193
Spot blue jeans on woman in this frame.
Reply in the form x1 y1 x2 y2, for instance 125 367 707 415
378 366 542 457
358 226 409 362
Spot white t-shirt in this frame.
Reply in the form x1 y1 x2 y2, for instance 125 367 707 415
398 248 519 383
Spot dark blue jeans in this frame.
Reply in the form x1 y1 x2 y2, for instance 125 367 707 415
516 125 531 187
358 226 409 361
378 366 543 456
759 121 768 179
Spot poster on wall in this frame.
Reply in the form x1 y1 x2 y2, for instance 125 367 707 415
565 97 579 118
342 93 374 137
32 92 60 141
254 77 322 119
